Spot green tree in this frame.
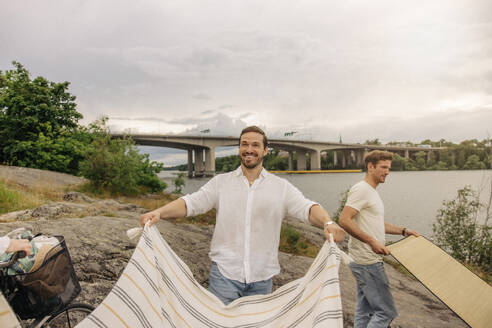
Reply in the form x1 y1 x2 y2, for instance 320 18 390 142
435 161 449 170
216 155 241 172
264 149 288 170
404 160 418 171
414 151 427 170
173 173 186 194
433 186 491 273
463 154 486 170
332 188 349 223
391 153 406 171
364 138 381 145
80 119 167 195
427 151 437 169
439 149 453 168
0 62 86 174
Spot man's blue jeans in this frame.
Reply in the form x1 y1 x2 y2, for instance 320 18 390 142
349 262 398 328
208 262 273 305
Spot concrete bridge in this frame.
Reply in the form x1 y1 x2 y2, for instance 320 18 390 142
112 133 444 177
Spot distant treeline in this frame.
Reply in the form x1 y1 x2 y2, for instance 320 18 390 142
169 139 491 172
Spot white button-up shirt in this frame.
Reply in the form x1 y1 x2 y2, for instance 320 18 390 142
182 166 317 283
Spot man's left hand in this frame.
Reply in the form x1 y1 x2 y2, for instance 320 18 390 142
324 223 346 243
404 228 419 237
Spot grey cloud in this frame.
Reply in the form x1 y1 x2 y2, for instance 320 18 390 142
2 0 492 141
309 106 492 144
111 117 170 122
218 104 234 110
238 112 253 119
193 94 211 100
182 112 248 136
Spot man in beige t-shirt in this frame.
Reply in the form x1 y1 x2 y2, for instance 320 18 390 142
339 150 419 328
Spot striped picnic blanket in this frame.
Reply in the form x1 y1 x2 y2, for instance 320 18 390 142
77 225 343 327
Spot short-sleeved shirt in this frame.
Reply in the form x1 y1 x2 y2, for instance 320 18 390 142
345 180 385 264
182 166 317 283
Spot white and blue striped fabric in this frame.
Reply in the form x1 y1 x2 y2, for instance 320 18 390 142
77 225 343 328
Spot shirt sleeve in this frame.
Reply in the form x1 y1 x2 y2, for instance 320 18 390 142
0 236 10 255
284 180 318 224
345 183 367 212
181 176 218 216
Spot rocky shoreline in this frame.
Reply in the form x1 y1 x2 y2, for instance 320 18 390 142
0 166 466 327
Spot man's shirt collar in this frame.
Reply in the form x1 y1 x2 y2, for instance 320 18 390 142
234 165 268 180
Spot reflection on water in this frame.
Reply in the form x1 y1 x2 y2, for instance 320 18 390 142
159 170 492 240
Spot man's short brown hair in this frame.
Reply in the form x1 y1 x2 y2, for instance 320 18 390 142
364 150 393 169
239 126 268 149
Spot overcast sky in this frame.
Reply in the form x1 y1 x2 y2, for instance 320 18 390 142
2 1 491 165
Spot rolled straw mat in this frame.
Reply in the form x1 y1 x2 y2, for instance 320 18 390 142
387 236 492 328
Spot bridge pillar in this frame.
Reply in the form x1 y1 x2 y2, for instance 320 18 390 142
341 151 346 168
427 150 432 162
288 151 294 171
310 150 321 170
346 150 353 167
405 149 409 159
333 151 338 167
187 149 193 178
356 150 364 167
205 147 215 176
361 148 369 169
194 149 204 177
297 152 307 171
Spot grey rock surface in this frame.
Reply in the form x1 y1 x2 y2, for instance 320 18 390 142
0 165 85 189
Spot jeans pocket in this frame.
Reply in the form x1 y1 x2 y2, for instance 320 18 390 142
373 263 390 286
349 263 366 288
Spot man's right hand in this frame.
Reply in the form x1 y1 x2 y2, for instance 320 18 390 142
140 210 161 227
369 239 390 255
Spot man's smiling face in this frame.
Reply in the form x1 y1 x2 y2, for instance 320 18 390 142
239 132 268 169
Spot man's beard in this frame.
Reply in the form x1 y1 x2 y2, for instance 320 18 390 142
241 153 264 169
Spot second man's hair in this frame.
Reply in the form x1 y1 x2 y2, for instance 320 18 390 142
364 150 393 169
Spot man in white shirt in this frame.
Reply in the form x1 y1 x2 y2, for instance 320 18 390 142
140 126 346 304
339 150 419 328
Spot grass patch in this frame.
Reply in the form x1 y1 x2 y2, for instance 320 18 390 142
279 223 320 258
0 180 23 213
0 176 67 215
0 179 43 214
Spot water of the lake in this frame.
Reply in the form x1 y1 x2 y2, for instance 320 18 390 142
159 170 492 241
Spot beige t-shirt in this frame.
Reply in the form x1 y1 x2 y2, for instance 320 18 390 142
346 180 385 264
